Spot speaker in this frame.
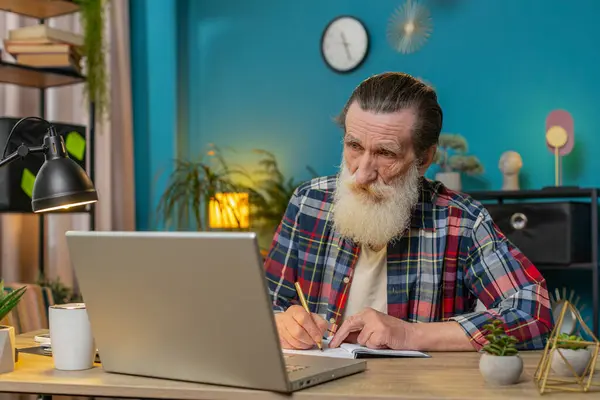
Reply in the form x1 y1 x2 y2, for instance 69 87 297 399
484 201 594 266
0 117 87 212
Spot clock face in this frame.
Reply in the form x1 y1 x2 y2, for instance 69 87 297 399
321 16 369 73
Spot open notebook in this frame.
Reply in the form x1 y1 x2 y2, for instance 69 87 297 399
282 338 430 359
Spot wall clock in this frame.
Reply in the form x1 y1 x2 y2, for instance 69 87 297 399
321 16 369 73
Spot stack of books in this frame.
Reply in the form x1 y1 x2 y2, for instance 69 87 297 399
3 25 83 73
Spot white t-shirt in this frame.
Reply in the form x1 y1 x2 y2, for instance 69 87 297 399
343 245 388 318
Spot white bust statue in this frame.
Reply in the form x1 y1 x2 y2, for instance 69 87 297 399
499 151 522 191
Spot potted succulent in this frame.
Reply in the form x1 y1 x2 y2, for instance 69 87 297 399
479 320 523 385
0 280 27 373
433 133 483 191
550 333 591 377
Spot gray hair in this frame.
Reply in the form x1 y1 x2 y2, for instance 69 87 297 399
336 72 443 160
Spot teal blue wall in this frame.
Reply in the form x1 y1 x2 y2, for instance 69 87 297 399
183 0 600 192
131 0 599 328
130 0 178 230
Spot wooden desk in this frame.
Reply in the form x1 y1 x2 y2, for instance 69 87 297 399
0 331 597 399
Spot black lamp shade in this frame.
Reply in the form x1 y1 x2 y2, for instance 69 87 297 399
32 157 98 212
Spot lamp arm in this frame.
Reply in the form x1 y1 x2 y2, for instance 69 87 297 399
1 116 54 159
0 150 21 168
0 144 46 168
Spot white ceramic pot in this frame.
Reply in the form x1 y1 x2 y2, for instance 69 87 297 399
479 353 523 385
435 171 461 191
551 348 591 377
0 326 15 374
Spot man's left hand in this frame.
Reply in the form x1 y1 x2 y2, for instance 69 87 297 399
328 307 413 349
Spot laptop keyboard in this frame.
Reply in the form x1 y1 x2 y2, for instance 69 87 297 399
284 355 309 373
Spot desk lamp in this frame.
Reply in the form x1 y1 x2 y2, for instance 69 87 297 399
0 116 97 212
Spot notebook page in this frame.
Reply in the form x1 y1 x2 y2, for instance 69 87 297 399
340 343 430 358
281 339 354 359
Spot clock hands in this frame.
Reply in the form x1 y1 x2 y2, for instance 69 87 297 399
321 16 368 73
340 32 352 61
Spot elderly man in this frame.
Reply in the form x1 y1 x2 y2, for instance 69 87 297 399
264 72 552 352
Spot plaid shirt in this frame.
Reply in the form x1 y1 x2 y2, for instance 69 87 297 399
264 175 553 351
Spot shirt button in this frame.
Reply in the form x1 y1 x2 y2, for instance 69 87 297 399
343 277 350 283
329 318 335 323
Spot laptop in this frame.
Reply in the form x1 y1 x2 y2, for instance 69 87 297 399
65 230 366 393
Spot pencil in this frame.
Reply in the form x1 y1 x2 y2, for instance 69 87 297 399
294 282 323 351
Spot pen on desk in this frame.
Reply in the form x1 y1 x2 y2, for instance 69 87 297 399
294 282 323 351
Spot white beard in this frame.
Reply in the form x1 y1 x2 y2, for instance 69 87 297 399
331 161 421 249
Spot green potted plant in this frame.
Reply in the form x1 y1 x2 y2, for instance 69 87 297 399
75 0 110 119
550 333 591 377
433 133 483 191
156 147 318 251
37 274 82 305
240 150 318 252
0 280 27 373
156 148 243 231
479 320 523 385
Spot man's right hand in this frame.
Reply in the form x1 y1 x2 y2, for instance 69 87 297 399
275 305 329 350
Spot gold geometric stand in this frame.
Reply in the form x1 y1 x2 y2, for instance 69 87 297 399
534 301 600 394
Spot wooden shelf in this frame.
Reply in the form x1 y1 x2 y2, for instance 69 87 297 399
536 263 596 271
0 60 85 88
0 0 78 19
467 187 599 201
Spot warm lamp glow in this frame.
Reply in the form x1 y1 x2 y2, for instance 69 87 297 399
209 192 249 229
35 200 97 213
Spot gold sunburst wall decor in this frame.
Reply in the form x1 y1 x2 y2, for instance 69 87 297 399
550 287 590 335
387 0 433 54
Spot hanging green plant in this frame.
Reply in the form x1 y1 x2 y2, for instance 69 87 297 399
74 0 110 120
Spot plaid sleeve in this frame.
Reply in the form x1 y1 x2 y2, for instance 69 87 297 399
450 207 553 351
263 189 301 313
